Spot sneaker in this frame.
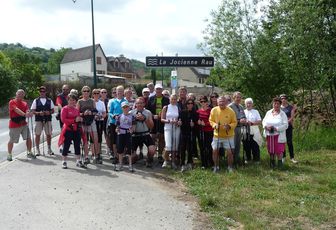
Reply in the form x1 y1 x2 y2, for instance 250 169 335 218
162 161 169 168
158 155 164 163
129 165 135 173
7 154 12 161
290 158 298 164
62 161 67 169
115 164 123 171
213 167 219 173
227 167 233 173
97 155 103 164
76 161 86 168
146 160 153 168
84 158 90 165
48 149 54 155
27 152 36 159
35 150 41 157
181 165 187 172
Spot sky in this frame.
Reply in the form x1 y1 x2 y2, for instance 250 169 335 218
1 0 220 62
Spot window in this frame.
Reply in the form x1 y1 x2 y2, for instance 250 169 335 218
96 56 102 65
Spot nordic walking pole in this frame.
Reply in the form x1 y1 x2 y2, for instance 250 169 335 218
216 122 220 168
42 119 45 156
30 116 36 156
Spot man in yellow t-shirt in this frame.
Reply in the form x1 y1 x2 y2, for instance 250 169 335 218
209 96 237 173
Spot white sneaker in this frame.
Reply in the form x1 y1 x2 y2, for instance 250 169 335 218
129 165 134 172
162 161 168 168
181 165 187 172
187 163 193 170
115 164 123 171
290 158 298 164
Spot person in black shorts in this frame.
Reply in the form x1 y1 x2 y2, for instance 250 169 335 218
131 97 156 167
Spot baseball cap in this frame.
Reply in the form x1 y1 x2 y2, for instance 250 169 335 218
142 87 150 93
154 83 163 89
280 94 287 99
121 101 129 108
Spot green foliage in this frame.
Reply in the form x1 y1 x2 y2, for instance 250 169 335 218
47 48 70 74
0 52 17 105
200 0 336 116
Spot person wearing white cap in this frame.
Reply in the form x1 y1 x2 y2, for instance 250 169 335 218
146 83 169 164
147 82 155 98
141 87 150 107
115 101 136 172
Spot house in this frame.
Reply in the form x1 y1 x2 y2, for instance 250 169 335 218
176 67 211 85
107 56 137 80
60 44 108 82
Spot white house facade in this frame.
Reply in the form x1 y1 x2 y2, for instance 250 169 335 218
60 44 108 82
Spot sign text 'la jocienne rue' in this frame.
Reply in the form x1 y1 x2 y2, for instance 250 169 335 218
146 56 214 67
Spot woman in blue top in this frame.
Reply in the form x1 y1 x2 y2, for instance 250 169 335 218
107 85 127 160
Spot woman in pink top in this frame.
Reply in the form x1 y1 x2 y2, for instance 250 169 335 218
196 95 214 169
58 94 87 169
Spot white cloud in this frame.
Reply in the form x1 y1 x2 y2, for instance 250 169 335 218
0 0 219 61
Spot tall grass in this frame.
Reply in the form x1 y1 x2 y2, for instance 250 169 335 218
174 125 336 229
295 126 336 151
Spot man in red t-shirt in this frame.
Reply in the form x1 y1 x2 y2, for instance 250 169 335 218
7 89 35 161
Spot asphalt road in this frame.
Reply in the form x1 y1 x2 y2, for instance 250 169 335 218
0 115 61 162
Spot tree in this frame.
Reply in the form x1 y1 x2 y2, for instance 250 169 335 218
4 49 43 99
47 48 70 74
0 52 17 104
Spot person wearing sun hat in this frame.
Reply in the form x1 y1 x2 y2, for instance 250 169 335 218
280 94 298 164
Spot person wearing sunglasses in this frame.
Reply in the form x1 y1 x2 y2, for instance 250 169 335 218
179 99 198 172
280 94 298 164
209 92 219 108
77 86 98 165
30 86 55 156
100 88 112 157
92 88 106 163
196 95 213 169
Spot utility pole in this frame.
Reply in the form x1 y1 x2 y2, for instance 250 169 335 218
72 0 97 88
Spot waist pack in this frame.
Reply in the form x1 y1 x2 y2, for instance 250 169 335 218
83 115 95 126
11 116 26 124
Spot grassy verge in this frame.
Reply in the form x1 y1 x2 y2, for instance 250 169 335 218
174 127 336 229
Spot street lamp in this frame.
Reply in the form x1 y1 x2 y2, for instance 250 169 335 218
72 0 97 88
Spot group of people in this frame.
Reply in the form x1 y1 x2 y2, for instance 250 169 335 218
7 82 298 173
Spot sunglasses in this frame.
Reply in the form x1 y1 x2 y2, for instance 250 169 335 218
112 92 116 94
93 92 100 95
83 90 90 93
101 92 107 94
